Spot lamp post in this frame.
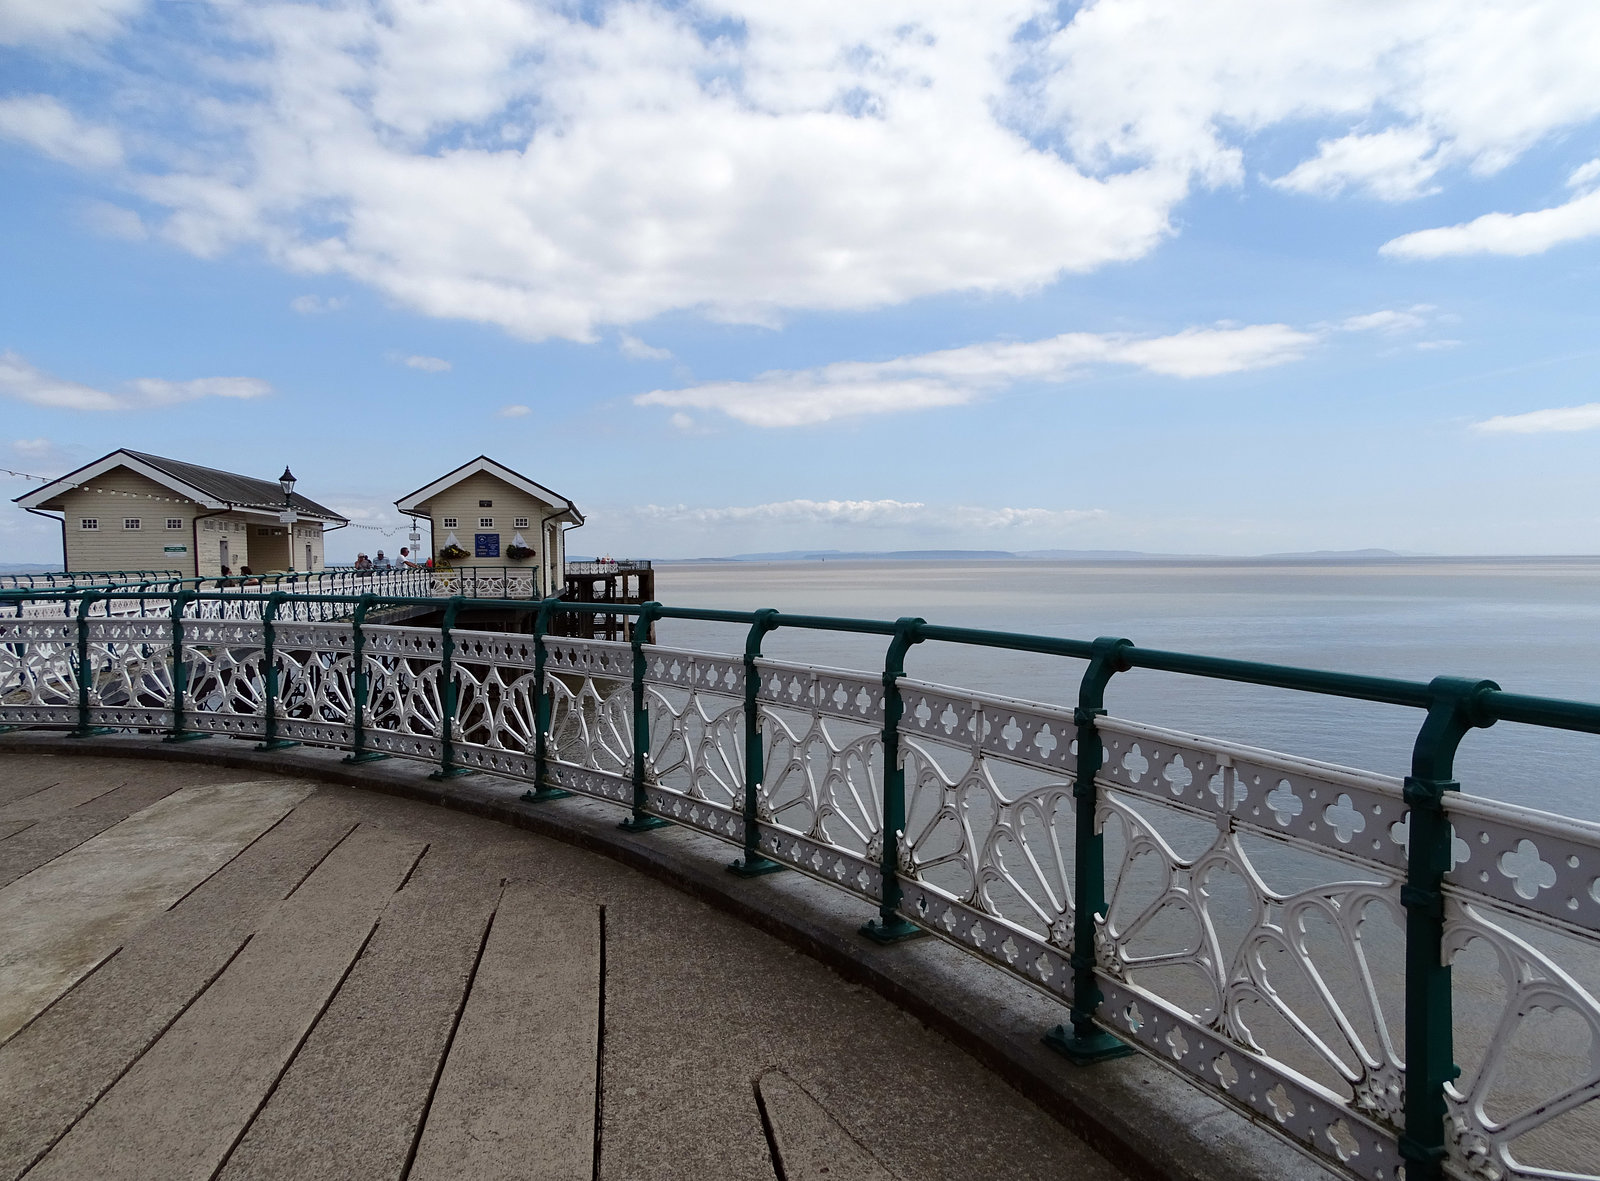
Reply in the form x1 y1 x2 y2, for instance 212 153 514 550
279 466 298 573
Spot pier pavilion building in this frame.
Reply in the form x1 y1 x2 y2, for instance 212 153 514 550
396 455 583 597
12 449 347 577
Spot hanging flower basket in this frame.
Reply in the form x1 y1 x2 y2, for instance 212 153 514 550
505 544 534 561
439 544 470 562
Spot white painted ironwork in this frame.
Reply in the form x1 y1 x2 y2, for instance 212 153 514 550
1 617 1597 1181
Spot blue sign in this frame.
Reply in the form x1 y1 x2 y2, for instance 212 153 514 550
474 533 500 558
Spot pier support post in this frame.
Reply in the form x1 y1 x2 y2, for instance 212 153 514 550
343 593 389 763
523 595 571 802
164 591 208 742
429 596 474 780
730 608 784 876
68 593 114 738
255 592 298 750
1398 677 1497 1181
861 616 926 944
1047 636 1134 1064
619 602 669 831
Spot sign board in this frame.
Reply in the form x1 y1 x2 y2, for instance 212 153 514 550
474 533 500 558
163 545 189 554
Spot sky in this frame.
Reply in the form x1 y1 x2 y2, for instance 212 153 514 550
2 0 1599 563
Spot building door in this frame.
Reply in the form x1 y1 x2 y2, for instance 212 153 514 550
219 537 229 573
305 543 313 571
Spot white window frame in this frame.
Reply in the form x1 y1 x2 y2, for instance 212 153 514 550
166 518 183 530
514 517 529 529
441 517 457 529
80 518 99 530
479 517 494 529
124 518 141 530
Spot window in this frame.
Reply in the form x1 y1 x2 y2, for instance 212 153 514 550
514 517 529 529
258 527 270 536
478 499 493 508
166 518 183 530
441 517 457 529
80 518 99 530
479 517 494 528
124 518 141 530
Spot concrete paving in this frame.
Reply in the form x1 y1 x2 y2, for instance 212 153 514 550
0 753 1133 1181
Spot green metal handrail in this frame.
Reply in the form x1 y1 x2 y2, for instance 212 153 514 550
9 585 1600 1181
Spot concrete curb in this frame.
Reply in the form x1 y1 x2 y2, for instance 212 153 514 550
0 732 1338 1181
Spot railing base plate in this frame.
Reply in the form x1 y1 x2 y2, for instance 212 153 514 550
521 787 571 802
859 917 926 944
342 750 390 764
728 856 786 878
1043 1025 1134 1066
256 739 300 752
163 731 211 743
618 814 671 833
428 766 476 781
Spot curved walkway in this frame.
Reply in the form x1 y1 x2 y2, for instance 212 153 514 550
0 752 1126 1181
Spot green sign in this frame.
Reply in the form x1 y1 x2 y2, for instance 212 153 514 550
163 544 189 554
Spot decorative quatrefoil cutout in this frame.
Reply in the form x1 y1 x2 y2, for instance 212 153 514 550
1322 793 1366 844
1265 779 1304 826
940 703 960 734
1121 745 1149 783
1033 724 1059 758
1001 717 1024 750
1162 754 1193 795
1499 838 1557 900
1266 1083 1295 1123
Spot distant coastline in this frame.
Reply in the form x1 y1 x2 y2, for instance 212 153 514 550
639 548 1600 565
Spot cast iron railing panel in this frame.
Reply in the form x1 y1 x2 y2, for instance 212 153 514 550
3 589 1599 1181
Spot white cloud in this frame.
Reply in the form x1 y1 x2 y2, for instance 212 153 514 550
496 404 531 418
0 351 273 411
1473 403 1600 435
290 295 346 314
624 499 1105 532
80 200 147 241
127 377 272 404
402 354 451 372
620 333 673 362
637 321 1317 427
0 0 142 46
1272 128 1443 201
1338 306 1435 334
8 2 1600 334
0 95 121 169
6 437 84 472
1381 178 1600 259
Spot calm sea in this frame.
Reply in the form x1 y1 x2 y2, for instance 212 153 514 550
651 558 1600 822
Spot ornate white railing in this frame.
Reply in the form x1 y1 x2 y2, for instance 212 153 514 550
1 602 1597 1181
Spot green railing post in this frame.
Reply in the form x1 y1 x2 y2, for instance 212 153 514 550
1398 676 1498 1181
430 596 474 780
255 592 298 750
619 601 670 832
730 608 784 876
343 593 390 764
165 591 207 742
68 593 114 738
522 596 570 802
861 616 926 943
1046 635 1136 1063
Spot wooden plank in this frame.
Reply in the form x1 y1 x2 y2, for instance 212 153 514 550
25 824 424 1181
0 779 314 1042
217 847 505 1181
0 780 188 889
0 793 357 1181
408 886 601 1181
756 1070 895 1181
0 770 126 823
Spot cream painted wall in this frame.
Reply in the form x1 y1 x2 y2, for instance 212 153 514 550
42 466 327 576
415 471 557 584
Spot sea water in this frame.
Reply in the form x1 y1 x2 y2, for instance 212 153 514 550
652 557 1600 821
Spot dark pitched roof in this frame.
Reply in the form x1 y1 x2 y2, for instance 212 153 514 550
123 451 346 521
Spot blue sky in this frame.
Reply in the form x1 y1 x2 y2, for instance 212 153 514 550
2 0 1599 563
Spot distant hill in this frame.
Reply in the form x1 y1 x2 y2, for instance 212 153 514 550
655 547 1421 563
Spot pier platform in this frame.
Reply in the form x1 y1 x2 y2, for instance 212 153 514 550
0 752 1130 1181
